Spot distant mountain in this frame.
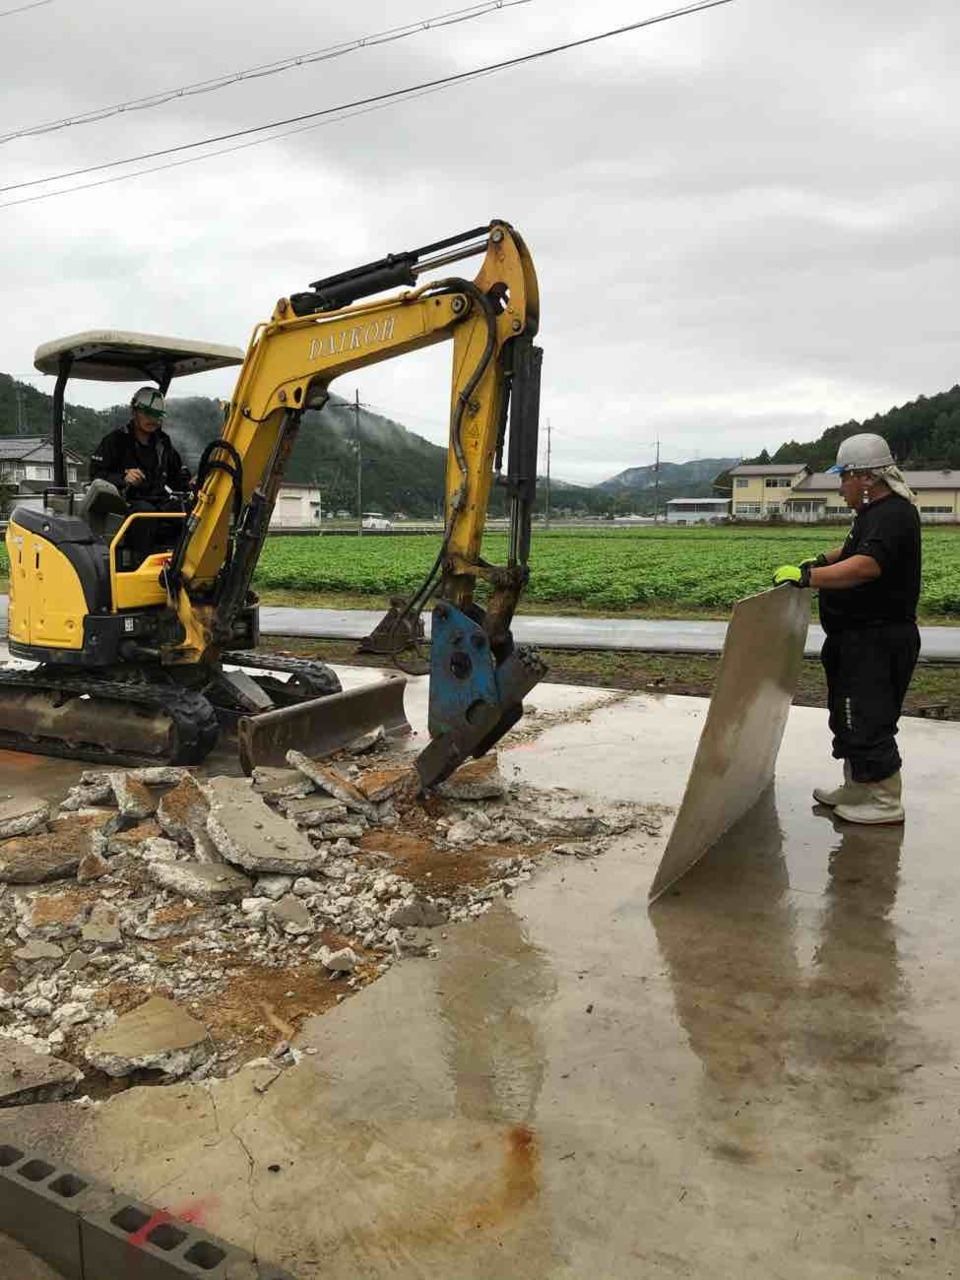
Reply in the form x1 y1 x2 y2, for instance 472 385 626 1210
598 458 739 491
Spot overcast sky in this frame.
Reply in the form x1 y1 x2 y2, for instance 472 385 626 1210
3 0 958 483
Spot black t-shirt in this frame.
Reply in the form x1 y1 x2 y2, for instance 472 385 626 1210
818 493 921 633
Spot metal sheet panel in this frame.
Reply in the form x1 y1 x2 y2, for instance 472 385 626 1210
648 587 811 903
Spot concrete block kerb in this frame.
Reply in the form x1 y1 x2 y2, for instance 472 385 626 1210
0 1144 296 1279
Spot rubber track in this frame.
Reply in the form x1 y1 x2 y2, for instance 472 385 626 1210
222 650 342 696
0 667 220 766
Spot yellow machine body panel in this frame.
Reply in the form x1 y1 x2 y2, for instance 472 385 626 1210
4 519 87 650
108 513 182 611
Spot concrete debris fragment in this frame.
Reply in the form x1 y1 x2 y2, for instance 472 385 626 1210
346 725 386 754
13 940 64 965
156 775 212 852
286 751 378 820
251 766 314 802
253 875 294 900
268 895 314 934
59 780 114 811
356 767 413 804
436 754 507 801
109 773 158 823
144 860 252 905
0 798 50 840
0 1036 83 1106
76 849 109 884
129 766 189 786
205 777 326 875
81 902 122 948
319 946 358 974
446 819 481 848
84 996 212 1078
0 813 110 884
386 897 447 928
278 795 349 827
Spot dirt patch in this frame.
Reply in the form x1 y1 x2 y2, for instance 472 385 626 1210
358 828 550 895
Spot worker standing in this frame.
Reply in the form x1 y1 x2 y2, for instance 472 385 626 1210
772 433 921 824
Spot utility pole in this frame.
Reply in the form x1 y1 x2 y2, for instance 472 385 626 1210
653 437 661 524
354 388 362 537
15 386 25 435
544 418 552 528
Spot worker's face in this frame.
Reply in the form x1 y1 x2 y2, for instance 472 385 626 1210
839 470 874 511
133 408 162 436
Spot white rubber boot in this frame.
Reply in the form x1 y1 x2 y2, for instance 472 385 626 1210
813 761 864 808
834 772 905 825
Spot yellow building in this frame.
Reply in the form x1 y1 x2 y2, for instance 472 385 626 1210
730 464 960 523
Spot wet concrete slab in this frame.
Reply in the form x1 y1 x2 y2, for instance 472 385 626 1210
2 680 960 1277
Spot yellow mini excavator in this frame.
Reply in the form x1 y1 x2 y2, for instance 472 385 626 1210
2 220 546 788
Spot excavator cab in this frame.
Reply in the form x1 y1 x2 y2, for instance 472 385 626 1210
6 332 245 660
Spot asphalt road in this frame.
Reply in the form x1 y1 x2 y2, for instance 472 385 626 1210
3 595 958 661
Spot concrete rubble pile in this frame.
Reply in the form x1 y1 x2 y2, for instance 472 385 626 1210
0 744 659 1102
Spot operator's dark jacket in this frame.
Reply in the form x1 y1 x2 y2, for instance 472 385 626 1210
89 421 188 501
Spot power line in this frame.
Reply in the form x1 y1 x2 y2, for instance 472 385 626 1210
0 0 52 17
0 0 733 203
0 74 479 210
0 0 531 145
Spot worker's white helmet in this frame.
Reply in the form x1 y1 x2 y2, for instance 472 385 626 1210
131 386 165 419
828 432 894 474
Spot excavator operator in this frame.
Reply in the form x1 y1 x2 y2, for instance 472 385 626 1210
90 385 192 510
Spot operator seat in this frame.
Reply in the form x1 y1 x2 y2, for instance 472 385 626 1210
77 479 130 542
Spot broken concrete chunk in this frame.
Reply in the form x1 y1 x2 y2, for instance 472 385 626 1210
386 897 448 928
0 813 109 884
13 939 64 965
357 767 414 804
129 766 188 787
109 772 159 823
436 754 507 801
59 781 115 812
251 766 315 802
286 752 378 820
319 946 358 974
16 888 91 940
0 798 50 840
138 837 182 864
268 895 314 934
156 774 212 849
84 996 212 1078
205 777 326 876
346 725 386 755
81 902 121 949
447 819 481 847
144 860 252 905
77 850 109 884
320 823 366 842
278 795 349 827
100 818 164 858
253 875 294 900
0 1036 83 1107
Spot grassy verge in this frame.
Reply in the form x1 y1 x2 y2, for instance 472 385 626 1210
258 635 960 722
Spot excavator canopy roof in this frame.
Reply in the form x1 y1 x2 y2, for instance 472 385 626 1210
34 330 245 383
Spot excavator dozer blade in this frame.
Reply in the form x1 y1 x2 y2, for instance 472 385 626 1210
237 674 410 774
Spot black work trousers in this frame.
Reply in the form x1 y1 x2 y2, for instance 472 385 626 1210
821 623 920 783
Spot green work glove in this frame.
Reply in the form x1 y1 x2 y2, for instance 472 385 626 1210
772 563 811 588
799 553 828 570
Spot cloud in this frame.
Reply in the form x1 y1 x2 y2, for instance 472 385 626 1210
3 0 959 481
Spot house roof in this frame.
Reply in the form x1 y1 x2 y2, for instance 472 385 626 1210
666 497 731 506
0 437 84 463
793 470 960 493
730 464 809 476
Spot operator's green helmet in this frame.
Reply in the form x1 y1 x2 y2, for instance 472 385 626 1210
131 386 165 419
828 432 894 474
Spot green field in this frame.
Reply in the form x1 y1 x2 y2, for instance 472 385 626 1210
3 525 958 617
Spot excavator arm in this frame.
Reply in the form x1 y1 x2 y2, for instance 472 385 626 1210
163 221 545 786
